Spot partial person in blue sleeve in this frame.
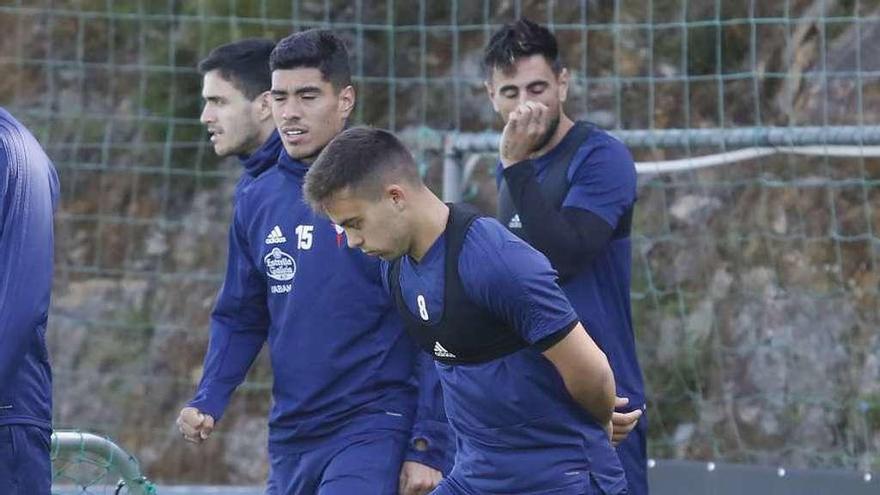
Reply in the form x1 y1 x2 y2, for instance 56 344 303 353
304 127 627 495
176 31 451 495
0 108 60 495
484 18 648 495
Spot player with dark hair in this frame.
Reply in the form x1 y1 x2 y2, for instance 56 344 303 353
179 30 451 495
482 17 648 494
0 108 60 495
177 36 281 445
305 126 627 495
197 37 279 186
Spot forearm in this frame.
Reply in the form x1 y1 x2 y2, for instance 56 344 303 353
543 324 617 425
502 162 612 278
189 215 270 419
188 306 267 420
562 353 616 425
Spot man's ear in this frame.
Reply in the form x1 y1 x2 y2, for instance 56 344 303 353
255 90 273 122
387 184 406 209
484 80 501 113
557 67 570 104
338 85 356 119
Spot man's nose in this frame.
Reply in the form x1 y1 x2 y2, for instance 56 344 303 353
346 232 362 249
200 106 214 124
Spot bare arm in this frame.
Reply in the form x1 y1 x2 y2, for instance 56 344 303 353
542 323 616 428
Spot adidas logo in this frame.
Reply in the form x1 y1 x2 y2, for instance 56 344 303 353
265 225 287 245
508 214 522 229
433 342 457 359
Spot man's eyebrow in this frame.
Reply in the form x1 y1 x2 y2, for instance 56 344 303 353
526 80 549 91
294 86 322 96
270 86 322 96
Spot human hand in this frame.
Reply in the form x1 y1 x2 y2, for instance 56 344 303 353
176 406 215 444
500 101 551 167
398 460 443 495
611 396 643 446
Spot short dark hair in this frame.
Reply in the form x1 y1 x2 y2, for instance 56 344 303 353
482 17 562 77
198 38 275 100
269 29 352 90
304 127 421 211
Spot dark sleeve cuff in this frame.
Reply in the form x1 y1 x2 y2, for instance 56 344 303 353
533 318 579 352
186 388 229 423
404 420 455 475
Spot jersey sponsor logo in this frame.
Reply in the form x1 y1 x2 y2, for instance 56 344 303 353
264 247 296 281
265 225 287 245
270 284 291 294
433 342 456 359
508 214 522 229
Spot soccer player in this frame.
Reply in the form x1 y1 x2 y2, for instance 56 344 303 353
0 108 60 495
304 126 628 495
483 18 648 494
176 37 280 444
178 31 450 495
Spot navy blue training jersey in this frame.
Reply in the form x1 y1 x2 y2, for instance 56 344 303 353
496 127 646 410
383 217 626 495
0 108 59 431
188 150 449 465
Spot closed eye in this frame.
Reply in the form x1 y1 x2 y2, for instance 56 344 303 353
526 82 549 95
500 88 518 99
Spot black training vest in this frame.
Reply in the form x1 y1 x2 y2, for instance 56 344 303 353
389 204 529 365
497 121 633 243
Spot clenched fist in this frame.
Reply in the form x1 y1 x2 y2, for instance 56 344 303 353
176 406 215 444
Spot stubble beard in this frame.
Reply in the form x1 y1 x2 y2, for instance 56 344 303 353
533 114 560 154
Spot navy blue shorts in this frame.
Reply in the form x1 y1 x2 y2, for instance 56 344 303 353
0 425 52 495
266 428 408 495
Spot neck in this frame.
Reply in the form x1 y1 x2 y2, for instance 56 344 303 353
243 124 277 156
531 113 574 159
408 191 449 262
257 123 275 148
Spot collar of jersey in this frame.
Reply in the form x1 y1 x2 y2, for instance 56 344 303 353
407 230 446 269
238 130 282 178
532 122 586 177
277 148 309 180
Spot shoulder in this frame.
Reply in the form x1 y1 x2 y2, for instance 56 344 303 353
462 217 510 253
245 165 283 192
459 217 552 287
461 217 538 266
236 167 287 211
0 109 20 142
0 112 28 161
0 113 55 190
574 127 634 164
569 127 636 183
